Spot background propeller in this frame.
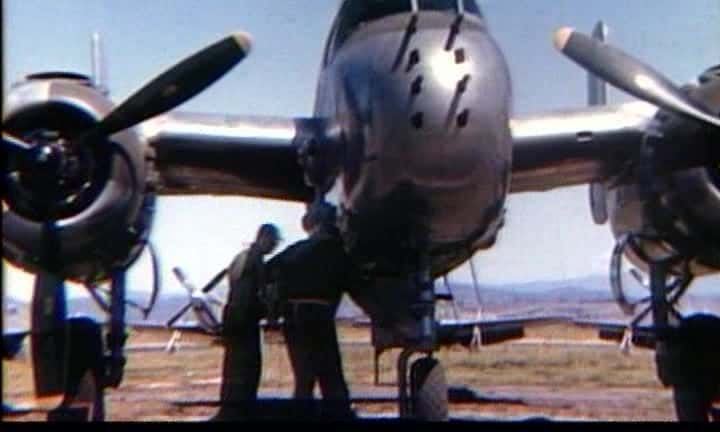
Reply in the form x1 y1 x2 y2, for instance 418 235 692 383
554 27 720 129
166 266 228 328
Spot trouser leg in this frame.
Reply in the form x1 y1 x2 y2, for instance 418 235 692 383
315 315 352 417
217 324 261 419
294 304 352 418
315 320 350 402
283 309 316 399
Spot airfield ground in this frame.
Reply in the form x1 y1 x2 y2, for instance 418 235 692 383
2 323 691 421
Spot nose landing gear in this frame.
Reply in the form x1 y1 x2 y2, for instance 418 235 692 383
397 354 449 420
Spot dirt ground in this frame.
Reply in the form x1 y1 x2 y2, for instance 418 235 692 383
2 323 712 421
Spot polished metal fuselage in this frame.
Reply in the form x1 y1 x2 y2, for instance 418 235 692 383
314 12 512 276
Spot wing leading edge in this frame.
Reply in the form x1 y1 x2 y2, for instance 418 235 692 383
145 112 318 201
509 101 657 193
147 101 657 199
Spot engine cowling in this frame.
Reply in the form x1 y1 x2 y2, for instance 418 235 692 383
3 73 156 284
607 66 720 275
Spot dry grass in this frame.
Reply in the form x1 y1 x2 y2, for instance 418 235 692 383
3 322 677 421
340 323 661 389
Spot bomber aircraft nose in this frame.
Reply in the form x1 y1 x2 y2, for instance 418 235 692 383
332 10 513 248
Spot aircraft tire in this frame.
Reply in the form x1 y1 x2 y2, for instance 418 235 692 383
47 318 106 421
76 369 105 421
409 357 448 421
47 371 104 422
656 314 720 422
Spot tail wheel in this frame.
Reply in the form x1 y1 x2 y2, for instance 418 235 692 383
409 357 448 421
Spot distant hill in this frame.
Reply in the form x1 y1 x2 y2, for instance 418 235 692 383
5 275 718 330
438 275 719 321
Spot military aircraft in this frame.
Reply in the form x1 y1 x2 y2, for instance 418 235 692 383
3 0 719 421
164 266 228 336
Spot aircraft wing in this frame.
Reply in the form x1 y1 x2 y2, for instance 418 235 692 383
362 314 574 349
439 315 573 328
125 320 213 334
509 101 657 193
436 315 574 346
127 318 282 335
573 319 656 348
144 112 318 201
146 102 659 198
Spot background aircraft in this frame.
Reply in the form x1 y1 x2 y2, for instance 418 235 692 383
3 0 719 422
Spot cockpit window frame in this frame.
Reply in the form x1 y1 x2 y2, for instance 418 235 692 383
323 0 483 65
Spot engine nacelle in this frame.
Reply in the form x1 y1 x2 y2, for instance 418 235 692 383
295 118 342 197
3 73 156 284
607 67 720 276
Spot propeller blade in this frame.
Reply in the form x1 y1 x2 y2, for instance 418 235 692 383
166 303 192 328
207 292 226 308
629 268 649 289
87 32 253 139
554 27 720 129
201 267 228 293
3 132 32 152
172 267 194 293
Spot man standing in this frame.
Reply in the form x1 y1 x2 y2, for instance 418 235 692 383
267 202 354 419
213 223 281 421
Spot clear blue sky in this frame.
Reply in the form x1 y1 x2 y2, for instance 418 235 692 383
3 0 719 302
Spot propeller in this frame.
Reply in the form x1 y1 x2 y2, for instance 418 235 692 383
3 31 253 155
78 32 253 144
10 32 250 406
554 27 720 129
166 266 228 327
7 32 251 414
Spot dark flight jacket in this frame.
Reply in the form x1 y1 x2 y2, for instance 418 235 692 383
224 246 266 332
267 232 349 305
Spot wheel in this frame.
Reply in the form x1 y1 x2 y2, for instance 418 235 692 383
47 317 105 421
409 357 448 421
657 314 720 422
48 370 105 421
74 369 105 421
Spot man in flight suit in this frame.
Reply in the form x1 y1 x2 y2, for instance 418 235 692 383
213 223 281 421
267 202 354 419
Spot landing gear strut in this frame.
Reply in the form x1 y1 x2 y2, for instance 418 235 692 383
47 318 105 422
612 232 719 421
395 263 449 420
46 270 128 422
645 261 720 421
